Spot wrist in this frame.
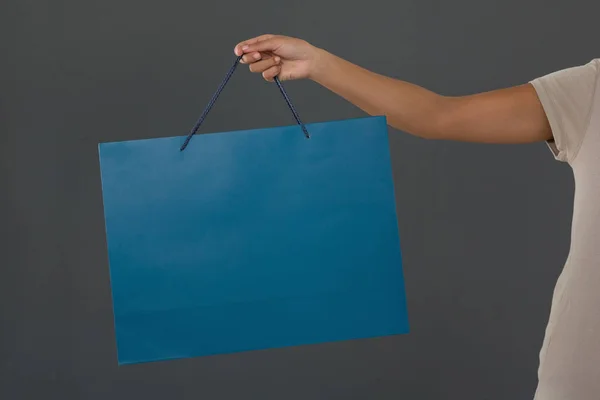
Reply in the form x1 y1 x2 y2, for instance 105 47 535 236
307 47 335 83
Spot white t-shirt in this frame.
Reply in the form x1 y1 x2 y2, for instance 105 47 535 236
530 58 600 399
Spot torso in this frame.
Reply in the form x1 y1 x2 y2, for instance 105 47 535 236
535 83 600 399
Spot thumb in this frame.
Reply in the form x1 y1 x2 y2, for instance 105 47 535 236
242 37 284 54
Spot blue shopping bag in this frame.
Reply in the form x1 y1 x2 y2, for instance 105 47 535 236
98 56 409 365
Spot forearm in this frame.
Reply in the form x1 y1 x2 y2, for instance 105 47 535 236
310 48 447 139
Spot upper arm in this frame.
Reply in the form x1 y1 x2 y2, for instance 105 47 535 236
435 59 599 156
436 84 552 144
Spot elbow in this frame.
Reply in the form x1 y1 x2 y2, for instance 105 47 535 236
420 95 455 140
387 95 453 140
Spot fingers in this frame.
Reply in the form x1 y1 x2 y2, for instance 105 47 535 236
262 65 282 82
237 37 283 55
244 37 283 54
234 34 275 56
248 56 281 74
233 34 285 82
240 51 262 64
240 51 275 64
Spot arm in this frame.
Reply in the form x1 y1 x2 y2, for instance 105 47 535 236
235 35 553 144
311 50 552 143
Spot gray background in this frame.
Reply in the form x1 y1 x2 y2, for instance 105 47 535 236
1 0 598 399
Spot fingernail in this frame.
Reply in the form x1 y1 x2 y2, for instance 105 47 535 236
242 45 249 51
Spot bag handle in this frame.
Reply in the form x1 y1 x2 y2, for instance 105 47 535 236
180 55 310 151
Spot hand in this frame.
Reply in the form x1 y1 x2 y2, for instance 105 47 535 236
234 34 321 82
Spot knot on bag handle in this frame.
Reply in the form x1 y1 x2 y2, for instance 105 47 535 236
180 55 310 151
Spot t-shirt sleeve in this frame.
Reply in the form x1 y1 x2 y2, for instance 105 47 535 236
530 59 599 162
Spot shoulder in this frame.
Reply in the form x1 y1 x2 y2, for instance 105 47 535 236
530 58 600 162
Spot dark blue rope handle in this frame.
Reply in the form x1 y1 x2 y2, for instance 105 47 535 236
180 55 309 151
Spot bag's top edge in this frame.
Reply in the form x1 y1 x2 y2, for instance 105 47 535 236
97 115 387 147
